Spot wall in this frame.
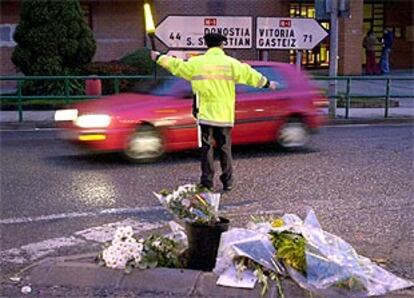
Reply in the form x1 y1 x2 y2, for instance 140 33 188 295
0 1 20 90
1 0 412 82
91 0 144 61
338 0 364 75
384 0 414 68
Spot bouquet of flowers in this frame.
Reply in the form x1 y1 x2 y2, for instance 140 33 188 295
154 184 220 224
97 225 184 273
214 210 413 297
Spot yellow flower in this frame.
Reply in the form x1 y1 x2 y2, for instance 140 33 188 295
271 218 284 228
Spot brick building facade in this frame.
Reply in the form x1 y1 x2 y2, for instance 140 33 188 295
1 0 413 84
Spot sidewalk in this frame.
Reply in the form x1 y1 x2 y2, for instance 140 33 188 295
2 253 413 297
1 107 413 129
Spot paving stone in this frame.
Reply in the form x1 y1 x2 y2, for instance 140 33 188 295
194 272 264 297
120 267 201 296
26 261 123 288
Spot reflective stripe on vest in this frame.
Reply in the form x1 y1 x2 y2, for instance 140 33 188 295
192 74 234 81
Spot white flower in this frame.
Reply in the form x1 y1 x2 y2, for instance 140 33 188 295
102 226 143 270
152 240 162 249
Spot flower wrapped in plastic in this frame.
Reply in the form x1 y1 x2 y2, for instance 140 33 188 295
154 184 220 224
214 210 413 297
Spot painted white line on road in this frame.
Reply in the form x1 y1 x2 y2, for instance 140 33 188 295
0 206 164 225
74 218 165 243
0 218 166 265
0 206 283 265
22 237 86 261
0 202 254 225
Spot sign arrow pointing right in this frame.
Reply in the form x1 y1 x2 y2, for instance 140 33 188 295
256 17 328 50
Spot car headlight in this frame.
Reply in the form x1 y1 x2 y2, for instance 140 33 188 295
74 114 111 128
54 109 78 121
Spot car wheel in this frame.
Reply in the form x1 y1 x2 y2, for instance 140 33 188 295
277 118 309 149
124 125 164 162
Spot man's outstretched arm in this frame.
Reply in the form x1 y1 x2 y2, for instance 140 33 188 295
151 50 194 81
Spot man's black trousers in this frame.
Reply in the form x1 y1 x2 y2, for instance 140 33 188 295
199 124 233 189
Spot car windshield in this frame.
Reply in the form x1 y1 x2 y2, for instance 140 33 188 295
130 65 286 97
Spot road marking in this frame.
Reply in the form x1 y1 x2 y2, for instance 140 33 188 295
74 218 165 243
22 237 86 261
0 203 282 265
0 218 166 265
0 200 255 225
0 206 165 225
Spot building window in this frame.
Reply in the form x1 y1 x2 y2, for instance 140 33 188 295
0 24 17 47
363 3 384 61
290 3 329 68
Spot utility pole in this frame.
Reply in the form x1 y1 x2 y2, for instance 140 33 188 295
296 50 302 70
328 0 339 118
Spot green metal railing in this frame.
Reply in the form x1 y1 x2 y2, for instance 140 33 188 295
313 75 413 119
1 75 413 122
0 75 154 122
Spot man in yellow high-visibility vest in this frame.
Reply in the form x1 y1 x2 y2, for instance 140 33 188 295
151 33 278 191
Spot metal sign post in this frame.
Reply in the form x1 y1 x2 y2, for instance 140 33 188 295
328 0 339 119
295 50 302 70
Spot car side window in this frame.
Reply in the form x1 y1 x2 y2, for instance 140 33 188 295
132 78 192 97
236 66 286 94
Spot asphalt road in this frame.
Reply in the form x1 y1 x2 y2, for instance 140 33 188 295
1 124 413 280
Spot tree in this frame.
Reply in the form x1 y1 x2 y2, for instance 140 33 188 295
12 0 96 95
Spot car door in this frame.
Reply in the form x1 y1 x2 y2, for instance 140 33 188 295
232 66 288 144
158 79 199 151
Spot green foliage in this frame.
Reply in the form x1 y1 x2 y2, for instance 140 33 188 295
234 257 285 297
82 61 140 94
120 48 154 75
270 231 307 274
97 233 182 274
12 0 96 95
138 234 182 269
335 276 366 292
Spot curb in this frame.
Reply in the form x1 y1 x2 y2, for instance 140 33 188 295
327 117 414 125
5 253 414 298
9 254 308 298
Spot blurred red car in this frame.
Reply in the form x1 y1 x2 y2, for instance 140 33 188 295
55 61 326 162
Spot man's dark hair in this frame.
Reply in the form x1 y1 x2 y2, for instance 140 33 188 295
204 33 227 48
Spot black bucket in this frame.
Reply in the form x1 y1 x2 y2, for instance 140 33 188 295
185 217 230 271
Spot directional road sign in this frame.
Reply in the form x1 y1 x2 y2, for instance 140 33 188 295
155 16 253 49
256 17 328 50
